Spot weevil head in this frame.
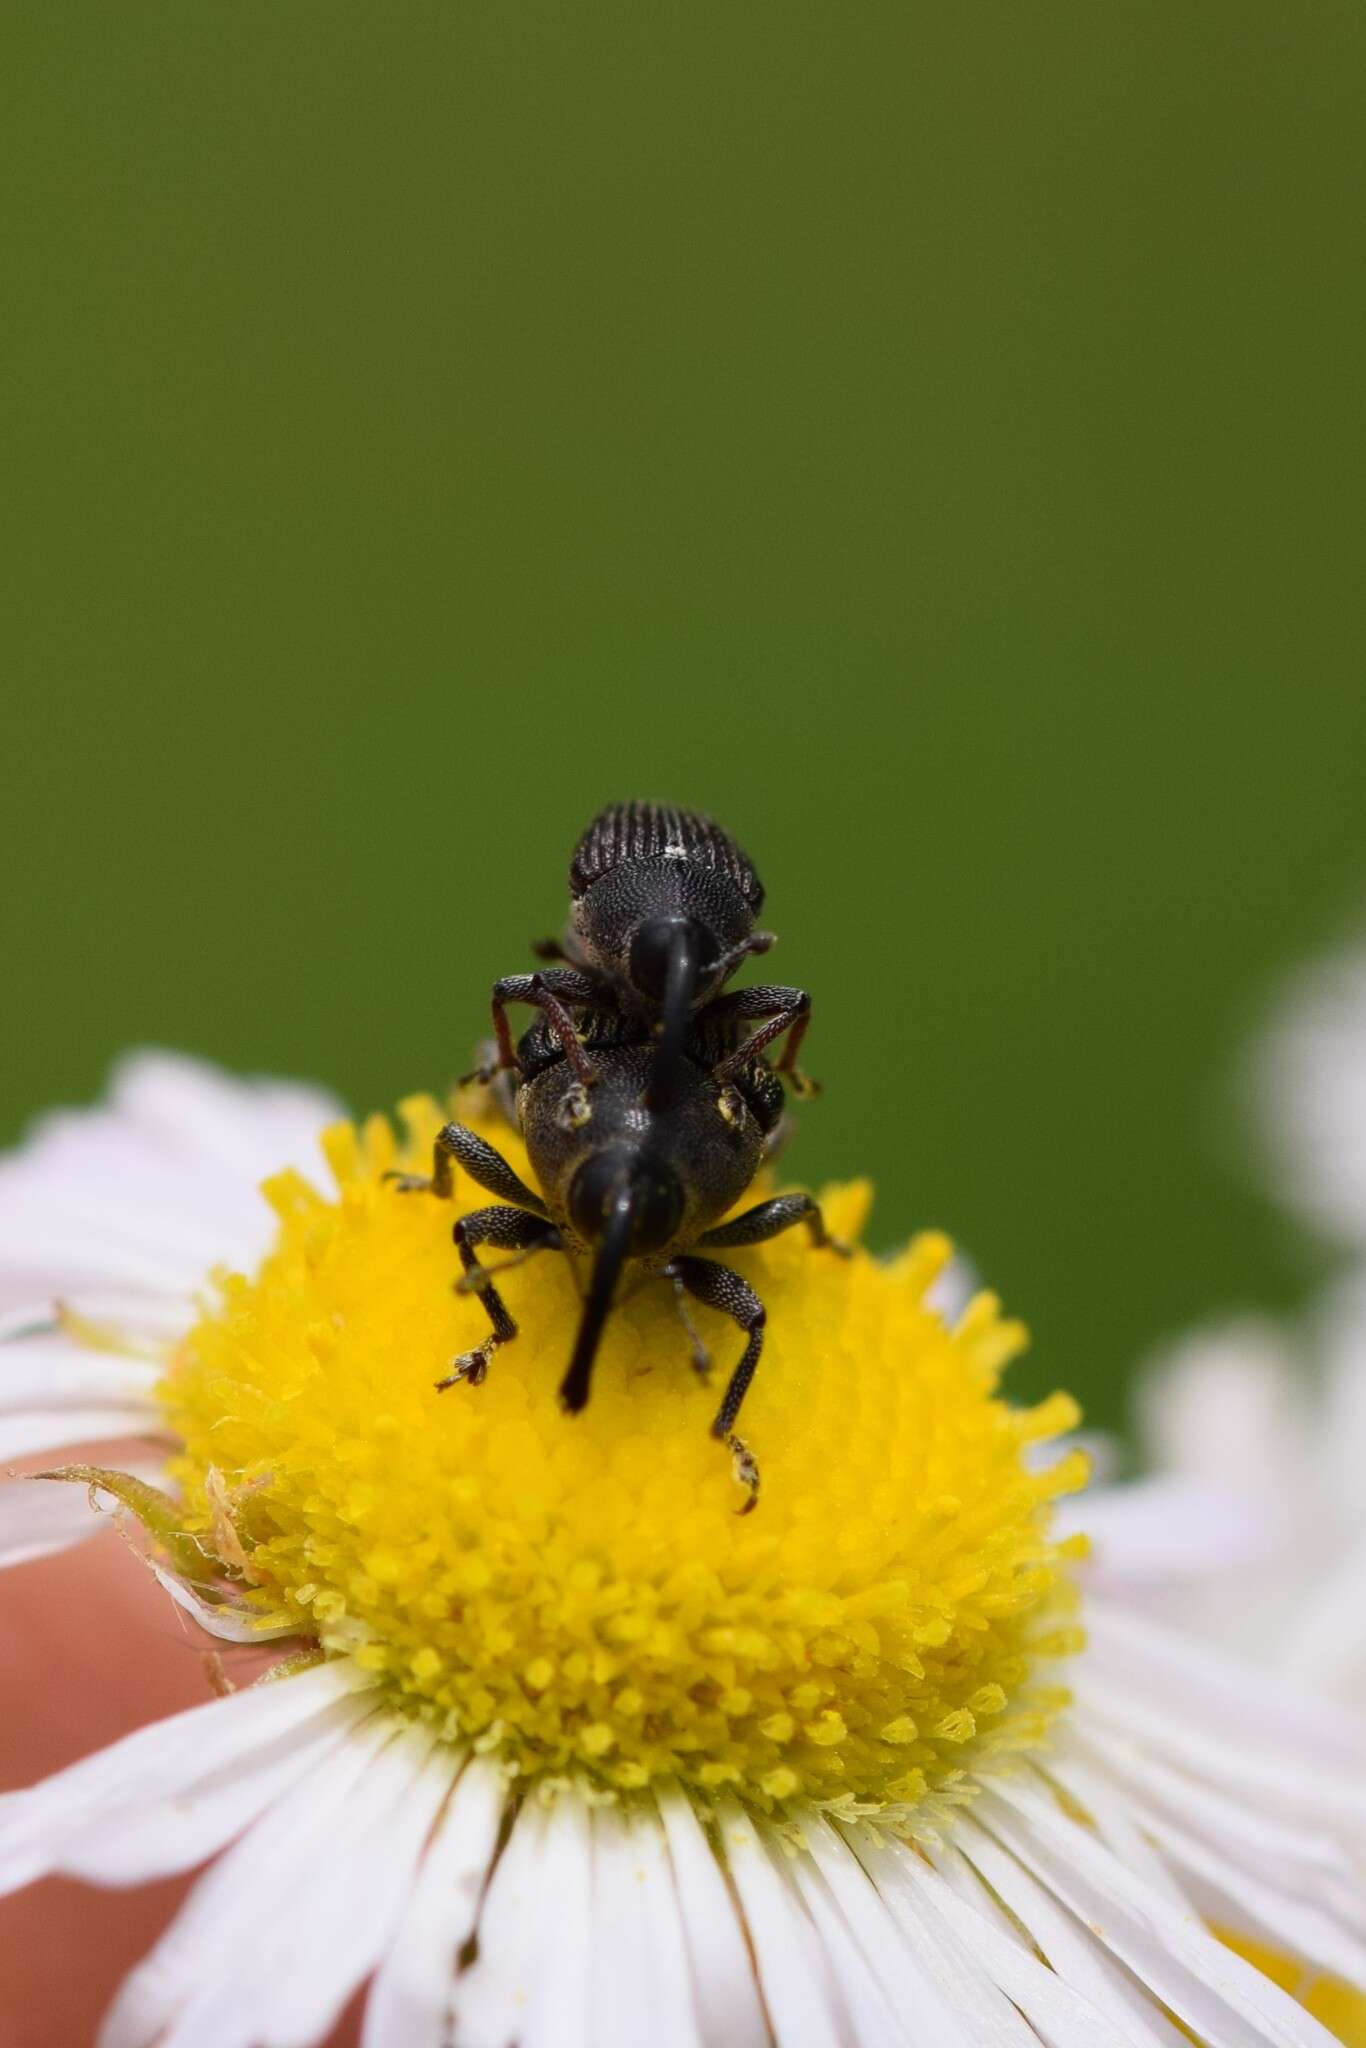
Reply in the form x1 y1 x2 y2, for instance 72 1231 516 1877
519 1044 767 1258
566 802 763 1013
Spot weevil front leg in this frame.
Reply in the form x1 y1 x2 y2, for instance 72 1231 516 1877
386 1123 547 1210
439 1204 563 1390
462 968 600 1086
671 1256 768 1514
697 1191 851 1258
702 985 819 1097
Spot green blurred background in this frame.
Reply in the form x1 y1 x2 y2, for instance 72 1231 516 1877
3 6 1364 1431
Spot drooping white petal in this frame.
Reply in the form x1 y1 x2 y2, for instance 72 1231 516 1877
97 1713 413 2048
222 1730 454 2048
451 1790 595 2048
655 1785 770 2048
362 1760 506 2048
65 1690 378 1887
0 1460 165 1570
0 1656 374 1895
713 1801 849 2048
977 1776 1348 2048
147 1564 301 1643
104 1725 454 2048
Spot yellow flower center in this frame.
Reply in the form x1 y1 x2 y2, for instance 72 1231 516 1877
161 1095 1087 1817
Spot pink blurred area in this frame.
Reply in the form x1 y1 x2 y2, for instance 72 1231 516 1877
0 1529 360 2048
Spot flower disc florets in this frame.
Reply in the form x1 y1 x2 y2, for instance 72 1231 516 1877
161 1096 1087 1819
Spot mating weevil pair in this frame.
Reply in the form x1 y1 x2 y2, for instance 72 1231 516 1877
391 801 847 1511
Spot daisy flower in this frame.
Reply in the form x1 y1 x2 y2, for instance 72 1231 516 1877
1085 937 1366 1710
1112 1294 1366 1709
2 1053 1365 2048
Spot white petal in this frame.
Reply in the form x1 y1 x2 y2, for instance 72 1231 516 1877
0 1052 342 1329
362 1760 506 2048
226 1730 454 2048
1133 1322 1307 1497
655 1785 770 2048
1040 1743 1192 1910
978 1775 1349 2048
782 1843 919 2047
108 1051 341 1184
714 1801 849 2048
1251 941 1366 1247
66 1690 377 1887
111 1726 454 2048
801 1818 1030 2048
1073 1670 1366 1840
148 1565 301 1644
0 1656 373 1895
97 1713 402 2048
0 1460 165 1571
1057 1732 1366 1988
588 1802 702 2048
451 1791 595 2048
947 1817 1190 2048
0 1292 197 1343
0 1406 167 1461
0 1333 161 1414
1278 1525 1366 1694
924 1836 1184 2048
1081 1600 1366 1793
1059 1476 1280 1589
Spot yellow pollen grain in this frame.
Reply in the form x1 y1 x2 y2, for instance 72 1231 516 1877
159 1094 1086 1817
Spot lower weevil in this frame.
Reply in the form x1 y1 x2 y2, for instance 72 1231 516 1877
390 1016 846 1511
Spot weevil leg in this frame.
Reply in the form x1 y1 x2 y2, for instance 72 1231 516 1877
697 1191 851 1258
707 929 777 983
672 1256 768 1514
662 1261 712 1379
462 968 600 1085
760 1109 795 1169
386 1122 547 1213
438 1205 563 1390
701 985 819 1098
